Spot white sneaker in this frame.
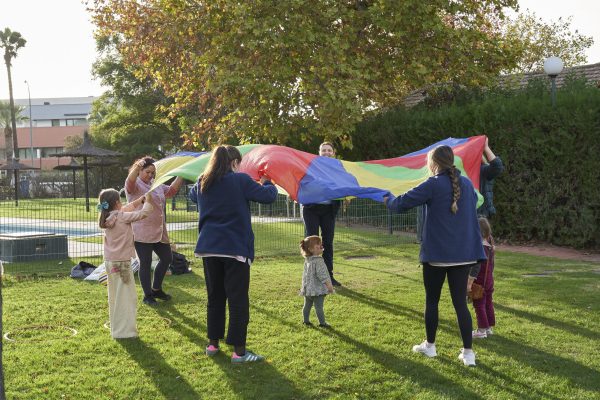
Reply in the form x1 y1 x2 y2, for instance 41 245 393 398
458 348 476 366
486 327 494 336
412 340 437 357
472 329 487 339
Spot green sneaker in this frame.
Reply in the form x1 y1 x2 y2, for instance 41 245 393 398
231 351 265 364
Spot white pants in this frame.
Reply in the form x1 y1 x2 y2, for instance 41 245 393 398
106 261 138 339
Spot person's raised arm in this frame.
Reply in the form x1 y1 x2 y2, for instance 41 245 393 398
188 181 199 204
481 137 504 181
125 159 144 193
243 174 278 204
122 193 145 212
121 193 154 222
165 176 185 198
483 137 497 163
385 180 433 214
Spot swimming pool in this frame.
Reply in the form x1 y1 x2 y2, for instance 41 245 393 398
0 220 99 237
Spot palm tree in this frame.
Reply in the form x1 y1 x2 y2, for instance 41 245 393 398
0 101 27 161
0 27 26 162
0 27 21 400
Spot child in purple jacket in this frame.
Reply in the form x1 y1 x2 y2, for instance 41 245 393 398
472 217 496 338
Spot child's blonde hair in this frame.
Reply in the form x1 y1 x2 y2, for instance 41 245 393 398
98 188 120 228
300 235 322 257
478 217 493 243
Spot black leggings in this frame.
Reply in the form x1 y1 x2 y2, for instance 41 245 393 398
134 241 172 297
203 257 250 346
422 263 473 349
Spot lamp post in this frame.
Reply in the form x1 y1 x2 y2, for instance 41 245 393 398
24 80 34 168
543 56 564 107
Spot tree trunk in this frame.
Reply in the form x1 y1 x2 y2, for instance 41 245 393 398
5 61 19 161
0 271 5 400
3 126 13 161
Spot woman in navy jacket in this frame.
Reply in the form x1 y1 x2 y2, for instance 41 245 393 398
384 145 486 367
189 145 278 363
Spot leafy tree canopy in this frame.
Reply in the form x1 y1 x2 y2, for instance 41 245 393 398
504 11 594 73
89 0 524 148
89 35 183 160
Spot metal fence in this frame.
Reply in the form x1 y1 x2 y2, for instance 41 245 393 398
0 183 419 274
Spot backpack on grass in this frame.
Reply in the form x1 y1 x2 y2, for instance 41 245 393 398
170 251 191 275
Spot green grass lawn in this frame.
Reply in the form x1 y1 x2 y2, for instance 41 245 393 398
3 243 600 400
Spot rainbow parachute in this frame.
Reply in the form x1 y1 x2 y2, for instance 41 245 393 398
152 136 486 204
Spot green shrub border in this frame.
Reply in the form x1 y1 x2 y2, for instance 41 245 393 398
344 76 600 249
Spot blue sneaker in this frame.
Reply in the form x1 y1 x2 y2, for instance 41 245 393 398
231 351 265 364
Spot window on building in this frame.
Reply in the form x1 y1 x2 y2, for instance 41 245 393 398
51 119 60 127
18 149 31 159
36 120 52 127
40 147 64 157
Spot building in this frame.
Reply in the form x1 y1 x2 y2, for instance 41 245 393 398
0 96 95 170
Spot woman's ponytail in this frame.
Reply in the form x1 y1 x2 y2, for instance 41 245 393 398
200 145 242 192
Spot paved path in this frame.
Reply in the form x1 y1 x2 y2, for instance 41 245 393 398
497 244 600 263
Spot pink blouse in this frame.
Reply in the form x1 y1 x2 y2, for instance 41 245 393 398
125 177 178 243
103 201 153 261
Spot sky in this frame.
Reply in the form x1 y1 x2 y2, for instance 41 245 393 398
1 0 599 101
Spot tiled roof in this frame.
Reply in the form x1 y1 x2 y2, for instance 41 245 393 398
498 62 600 89
402 62 600 108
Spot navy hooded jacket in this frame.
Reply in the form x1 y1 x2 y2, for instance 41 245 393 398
386 171 486 264
189 172 278 261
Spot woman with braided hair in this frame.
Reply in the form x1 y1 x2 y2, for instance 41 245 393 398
384 145 486 367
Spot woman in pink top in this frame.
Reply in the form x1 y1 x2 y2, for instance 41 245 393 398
99 189 153 338
125 156 184 306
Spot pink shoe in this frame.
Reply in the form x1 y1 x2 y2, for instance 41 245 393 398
205 344 220 356
472 329 487 339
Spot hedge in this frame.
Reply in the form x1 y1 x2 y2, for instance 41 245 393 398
341 77 600 249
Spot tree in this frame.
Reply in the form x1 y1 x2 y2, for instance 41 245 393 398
89 0 523 148
0 101 27 160
0 101 26 400
505 11 594 73
0 28 26 161
89 35 184 159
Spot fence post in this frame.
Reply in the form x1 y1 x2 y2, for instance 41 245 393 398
387 209 393 235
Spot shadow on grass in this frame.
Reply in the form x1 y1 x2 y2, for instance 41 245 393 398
325 328 483 399
209 352 305 400
251 303 482 399
495 302 600 341
118 338 199 399
336 287 422 321
202 303 306 399
153 305 206 347
336 261 421 282
474 363 564 400
480 333 600 392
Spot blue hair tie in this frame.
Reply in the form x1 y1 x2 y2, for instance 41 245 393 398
96 201 109 212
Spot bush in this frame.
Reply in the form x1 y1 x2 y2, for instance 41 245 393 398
344 76 600 249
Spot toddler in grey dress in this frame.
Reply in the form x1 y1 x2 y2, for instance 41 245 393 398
300 235 334 327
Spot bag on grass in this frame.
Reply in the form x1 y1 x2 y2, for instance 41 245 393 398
70 261 97 279
169 251 190 275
